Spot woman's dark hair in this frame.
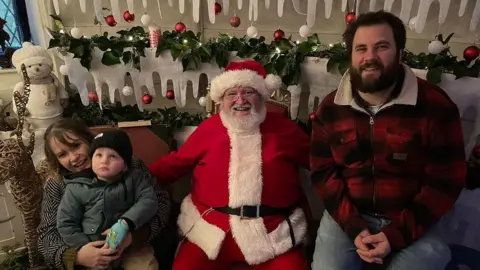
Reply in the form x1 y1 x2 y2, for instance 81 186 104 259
44 119 94 175
343 10 406 56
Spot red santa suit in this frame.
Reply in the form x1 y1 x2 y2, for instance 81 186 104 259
149 60 311 269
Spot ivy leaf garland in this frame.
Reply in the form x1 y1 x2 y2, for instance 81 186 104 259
47 17 480 85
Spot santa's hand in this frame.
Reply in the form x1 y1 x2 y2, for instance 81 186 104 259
103 219 129 250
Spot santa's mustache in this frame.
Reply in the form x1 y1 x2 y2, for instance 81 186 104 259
360 61 383 71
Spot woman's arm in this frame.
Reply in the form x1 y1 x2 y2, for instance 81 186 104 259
131 157 171 244
37 177 77 270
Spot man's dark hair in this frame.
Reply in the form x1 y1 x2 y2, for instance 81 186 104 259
342 10 406 56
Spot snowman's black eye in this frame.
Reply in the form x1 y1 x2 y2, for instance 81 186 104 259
39 64 42 66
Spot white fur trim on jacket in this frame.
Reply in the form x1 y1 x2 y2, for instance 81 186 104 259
177 195 226 260
230 208 307 265
210 69 282 103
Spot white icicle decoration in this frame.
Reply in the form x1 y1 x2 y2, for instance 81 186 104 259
415 0 451 33
179 0 185 14
249 0 258 22
307 0 318 27
399 0 414 24
459 0 468 16
127 0 135 14
79 0 86 12
93 0 104 22
192 0 200 23
342 0 348 12
111 0 121 23
292 0 307 15
265 0 270 9
168 0 173 7
143 0 148 9
64 0 68 4
156 0 163 19
471 0 480 31
238 0 243 10
384 0 394 11
53 0 60 15
369 0 377 11
324 0 333 19
207 0 216 23
222 0 229 14
287 85 301 119
277 0 285 17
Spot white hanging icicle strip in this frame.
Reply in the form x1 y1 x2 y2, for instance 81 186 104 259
238 0 243 10
64 0 68 4
248 0 258 22
94 0 104 22
459 0 468 16
415 0 451 33
355 0 360 16
156 0 163 19
471 0 480 31
208 0 216 23
79 0 86 13
53 0 60 15
179 0 185 14
222 0 229 15
127 0 135 14
111 0 121 23
399 0 414 24
324 0 333 19
383 0 394 12
265 0 270 9
306 0 318 27
369 0 377 11
168 0 174 7
292 0 307 15
277 0 285 17
143 0 148 9
342 0 348 12
192 0 200 23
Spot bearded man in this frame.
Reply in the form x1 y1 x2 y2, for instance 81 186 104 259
310 11 466 270
149 60 311 270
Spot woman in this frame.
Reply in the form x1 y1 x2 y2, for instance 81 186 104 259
37 119 171 269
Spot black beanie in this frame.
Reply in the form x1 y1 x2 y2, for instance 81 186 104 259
90 130 132 167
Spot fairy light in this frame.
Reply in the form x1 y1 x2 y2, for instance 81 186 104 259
329 43 333 47
296 40 300 44
183 39 188 44
127 36 133 41
275 47 281 53
59 29 65 34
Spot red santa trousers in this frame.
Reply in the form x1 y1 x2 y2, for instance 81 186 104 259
173 231 308 270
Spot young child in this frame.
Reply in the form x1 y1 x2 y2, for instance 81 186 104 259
57 130 159 269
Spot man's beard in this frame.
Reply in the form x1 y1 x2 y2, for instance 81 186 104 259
350 56 401 93
220 103 267 131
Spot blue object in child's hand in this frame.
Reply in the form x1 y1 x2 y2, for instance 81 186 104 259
106 219 129 249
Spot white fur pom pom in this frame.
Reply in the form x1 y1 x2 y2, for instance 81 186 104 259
264 74 282 94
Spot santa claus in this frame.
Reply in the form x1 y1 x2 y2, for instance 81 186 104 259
149 60 311 269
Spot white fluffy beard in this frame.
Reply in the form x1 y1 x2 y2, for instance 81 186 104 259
220 103 267 132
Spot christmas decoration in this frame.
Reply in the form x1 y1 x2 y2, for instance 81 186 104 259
123 10 135 23
142 93 153 104
428 40 445 54
70 27 83 39
273 29 285 40
105 15 117 27
230 16 241 28
309 112 315 120
122 86 134 96
59 64 69 76
214 3 222 15
464 46 480 61
345 12 356 24
149 24 161 48
246 25 258 38
88 92 98 102
198 96 206 107
174 22 186 33
408 16 417 31
299 25 311 38
166 89 175 100
141 13 152 26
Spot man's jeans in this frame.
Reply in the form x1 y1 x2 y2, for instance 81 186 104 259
311 210 451 270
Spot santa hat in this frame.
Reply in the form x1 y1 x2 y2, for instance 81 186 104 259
210 60 282 103
12 42 53 74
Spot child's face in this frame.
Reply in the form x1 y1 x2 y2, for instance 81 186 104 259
92 147 126 181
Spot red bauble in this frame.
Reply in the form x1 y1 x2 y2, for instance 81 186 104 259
88 92 98 102
105 15 117 27
142 93 153 104
309 112 316 121
174 22 186 33
123 11 135 23
230 16 241 28
273 29 285 41
166 90 175 100
214 3 222 15
463 46 480 61
345 12 356 24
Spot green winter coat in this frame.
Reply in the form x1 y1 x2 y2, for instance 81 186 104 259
56 168 158 248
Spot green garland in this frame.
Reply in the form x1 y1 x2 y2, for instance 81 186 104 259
47 16 479 86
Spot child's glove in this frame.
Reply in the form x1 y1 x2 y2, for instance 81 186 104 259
106 219 129 249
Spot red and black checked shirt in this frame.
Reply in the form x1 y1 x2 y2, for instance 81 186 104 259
310 66 466 250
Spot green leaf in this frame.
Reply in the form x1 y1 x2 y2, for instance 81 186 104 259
48 38 62 49
171 47 182 61
444 33 454 44
122 51 133 64
307 34 319 44
338 61 350 75
71 45 84 57
426 68 442 84
326 58 337 72
102 51 121 66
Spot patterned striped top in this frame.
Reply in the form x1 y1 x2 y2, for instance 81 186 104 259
37 157 170 269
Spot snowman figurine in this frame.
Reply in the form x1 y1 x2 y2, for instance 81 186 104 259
11 42 68 130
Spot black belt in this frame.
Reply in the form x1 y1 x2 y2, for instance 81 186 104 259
213 204 297 247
